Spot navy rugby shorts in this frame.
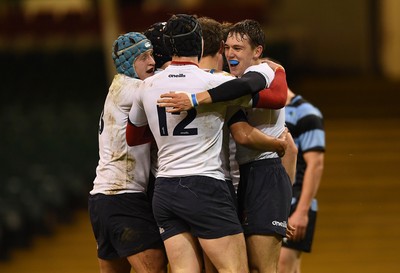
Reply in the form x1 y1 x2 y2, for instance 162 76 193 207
153 176 243 241
238 158 292 237
88 193 164 259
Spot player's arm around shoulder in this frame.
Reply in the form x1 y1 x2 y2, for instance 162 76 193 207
156 71 234 112
252 69 287 109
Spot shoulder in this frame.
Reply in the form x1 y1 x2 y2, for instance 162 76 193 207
286 98 323 132
214 71 235 78
195 68 234 86
289 96 323 118
203 68 233 77
244 63 273 75
202 68 235 80
211 71 235 81
109 74 141 95
244 63 274 85
115 74 142 89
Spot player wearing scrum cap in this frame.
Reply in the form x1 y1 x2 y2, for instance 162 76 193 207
144 22 172 71
88 32 167 273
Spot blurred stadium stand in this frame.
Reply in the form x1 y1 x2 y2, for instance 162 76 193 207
0 1 399 270
0 18 107 259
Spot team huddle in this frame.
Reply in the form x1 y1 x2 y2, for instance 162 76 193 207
89 13 325 273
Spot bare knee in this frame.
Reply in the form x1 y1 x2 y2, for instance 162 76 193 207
278 248 300 273
278 254 291 273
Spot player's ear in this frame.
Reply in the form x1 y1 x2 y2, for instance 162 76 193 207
254 45 263 59
218 41 224 54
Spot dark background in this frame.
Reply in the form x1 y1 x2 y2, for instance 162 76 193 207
0 0 399 271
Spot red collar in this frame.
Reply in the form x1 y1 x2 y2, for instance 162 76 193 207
171 61 199 67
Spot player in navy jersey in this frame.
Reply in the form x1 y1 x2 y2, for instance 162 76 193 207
88 32 167 273
278 88 325 273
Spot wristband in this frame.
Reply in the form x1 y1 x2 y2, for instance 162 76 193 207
191 93 198 107
176 91 197 108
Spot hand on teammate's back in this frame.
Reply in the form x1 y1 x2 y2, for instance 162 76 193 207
157 91 193 112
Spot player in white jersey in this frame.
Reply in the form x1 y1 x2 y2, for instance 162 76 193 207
142 22 172 204
126 14 261 273
88 32 167 273
157 19 290 182
224 20 293 273
197 16 291 194
197 16 292 273
154 19 296 273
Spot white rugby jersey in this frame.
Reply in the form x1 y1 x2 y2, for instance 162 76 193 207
229 63 285 165
203 70 241 184
245 62 275 87
91 74 151 195
129 62 245 180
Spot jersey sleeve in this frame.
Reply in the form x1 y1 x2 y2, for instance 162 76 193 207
244 63 275 87
297 114 325 153
251 68 288 109
207 72 266 103
126 83 153 146
126 121 153 146
226 107 247 127
128 83 148 127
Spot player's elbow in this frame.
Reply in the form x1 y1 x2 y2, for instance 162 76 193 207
231 127 251 146
230 122 257 147
234 134 251 146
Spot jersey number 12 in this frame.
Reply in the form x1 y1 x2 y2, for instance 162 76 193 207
157 106 198 136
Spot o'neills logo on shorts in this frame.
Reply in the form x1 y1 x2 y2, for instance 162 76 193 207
272 220 287 228
168 73 186 78
159 227 165 234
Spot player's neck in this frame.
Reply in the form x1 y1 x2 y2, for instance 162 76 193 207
171 56 199 66
252 58 262 66
199 56 219 71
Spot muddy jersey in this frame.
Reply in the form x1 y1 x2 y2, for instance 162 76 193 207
91 74 151 195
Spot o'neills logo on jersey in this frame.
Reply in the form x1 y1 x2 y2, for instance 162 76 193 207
168 73 186 78
272 220 287 228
